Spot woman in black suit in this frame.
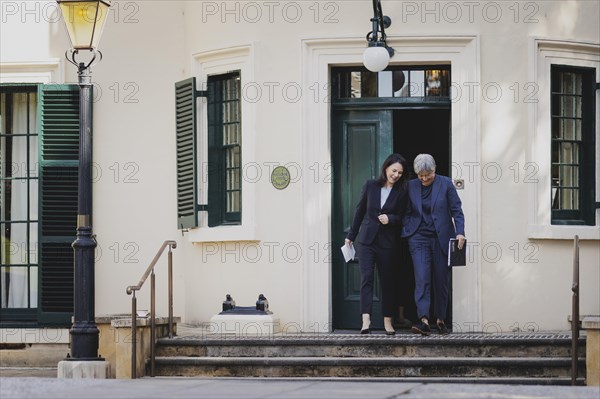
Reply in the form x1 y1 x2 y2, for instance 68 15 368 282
345 153 409 335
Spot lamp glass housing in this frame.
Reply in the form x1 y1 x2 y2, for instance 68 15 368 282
58 0 111 50
363 45 390 73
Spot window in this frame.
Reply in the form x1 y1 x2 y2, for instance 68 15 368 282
332 66 451 100
1 84 79 326
529 39 599 239
551 65 596 225
1 86 38 318
207 72 242 226
175 72 242 230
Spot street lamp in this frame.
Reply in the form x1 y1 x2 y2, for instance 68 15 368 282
57 0 110 361
363 0 395 72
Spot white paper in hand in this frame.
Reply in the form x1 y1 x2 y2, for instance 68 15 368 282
340 243 356 263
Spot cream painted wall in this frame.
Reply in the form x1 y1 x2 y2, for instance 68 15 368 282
89 2 187 319
175 0 599 331
1 1 598 333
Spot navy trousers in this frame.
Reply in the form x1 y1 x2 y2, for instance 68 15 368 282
408 233 449 321
357 236 398 317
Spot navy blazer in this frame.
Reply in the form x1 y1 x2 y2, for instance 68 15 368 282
401 175 465 256
347 179 408 248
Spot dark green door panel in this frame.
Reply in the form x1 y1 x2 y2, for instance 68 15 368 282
332 110 392 330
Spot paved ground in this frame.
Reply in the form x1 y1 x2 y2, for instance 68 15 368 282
1 376 599 399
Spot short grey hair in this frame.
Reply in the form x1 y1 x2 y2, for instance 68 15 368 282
413 154 436 174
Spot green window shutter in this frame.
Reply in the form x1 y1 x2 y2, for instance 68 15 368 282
175 78 199 229
37 84 80 325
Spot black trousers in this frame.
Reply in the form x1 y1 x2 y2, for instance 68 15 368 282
357 236 399 318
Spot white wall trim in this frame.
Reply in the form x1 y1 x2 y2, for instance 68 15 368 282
301 35 481 332
0 59 63 83
528 38 600 240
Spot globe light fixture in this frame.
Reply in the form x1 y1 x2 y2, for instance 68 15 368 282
363 43 391 73
363 0 394 72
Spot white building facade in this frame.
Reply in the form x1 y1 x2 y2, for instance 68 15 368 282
1 1 599 345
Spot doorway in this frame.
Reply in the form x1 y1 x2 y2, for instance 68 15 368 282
331 66 452 330
392 108 452 326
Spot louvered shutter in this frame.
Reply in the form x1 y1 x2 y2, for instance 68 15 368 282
175 78 199 229
37 84 80 325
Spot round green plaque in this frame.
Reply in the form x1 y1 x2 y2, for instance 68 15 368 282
271 166 291 190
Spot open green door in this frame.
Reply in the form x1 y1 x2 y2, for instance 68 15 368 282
332 110 392 330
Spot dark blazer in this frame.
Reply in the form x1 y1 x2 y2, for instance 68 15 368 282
347 179 408 248
401 175 465 256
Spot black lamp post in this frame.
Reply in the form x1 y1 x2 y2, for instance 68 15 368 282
57 0 110 360
363 0 395 72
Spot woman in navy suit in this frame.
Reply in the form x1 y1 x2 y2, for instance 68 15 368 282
402 154 465 335
345 153 409 335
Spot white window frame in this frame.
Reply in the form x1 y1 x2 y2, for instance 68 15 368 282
187 45 257 243
528 39 600 240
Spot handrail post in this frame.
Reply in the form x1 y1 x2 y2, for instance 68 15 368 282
571 235 580 385
126 240 177 379
168 245 174 339
131 292 137 379
150 270 156 377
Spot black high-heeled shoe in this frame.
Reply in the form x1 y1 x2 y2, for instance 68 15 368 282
360 328 371 334
385 329 396 336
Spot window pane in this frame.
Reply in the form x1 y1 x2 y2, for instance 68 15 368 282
361 71 377 97
351 72 361 98
426 70 445 96
6 223 28 265
574 119 582 141
409 71 425 96
29 266 38 307
29 222 38 265
29 180 38 220
5 137 31 179
29 135 38 177
565 119 576 140
551 118 559 139
0 223 7 264
11 93 34 134
560 165 572 187
0 87 39 312
1 266 29 308
560 142 573 164
393 71 408 97
228 191 240 213
378 71 393 97
560 188 573 210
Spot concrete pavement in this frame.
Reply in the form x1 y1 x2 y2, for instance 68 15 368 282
1 376 599 399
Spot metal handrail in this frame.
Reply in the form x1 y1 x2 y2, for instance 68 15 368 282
571 235 579 385
126 240 177 379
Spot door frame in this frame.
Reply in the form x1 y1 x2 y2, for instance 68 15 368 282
300 36 481 333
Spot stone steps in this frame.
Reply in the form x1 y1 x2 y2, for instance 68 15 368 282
152 332 587 384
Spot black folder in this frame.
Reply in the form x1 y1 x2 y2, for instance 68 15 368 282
448 238 467 267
